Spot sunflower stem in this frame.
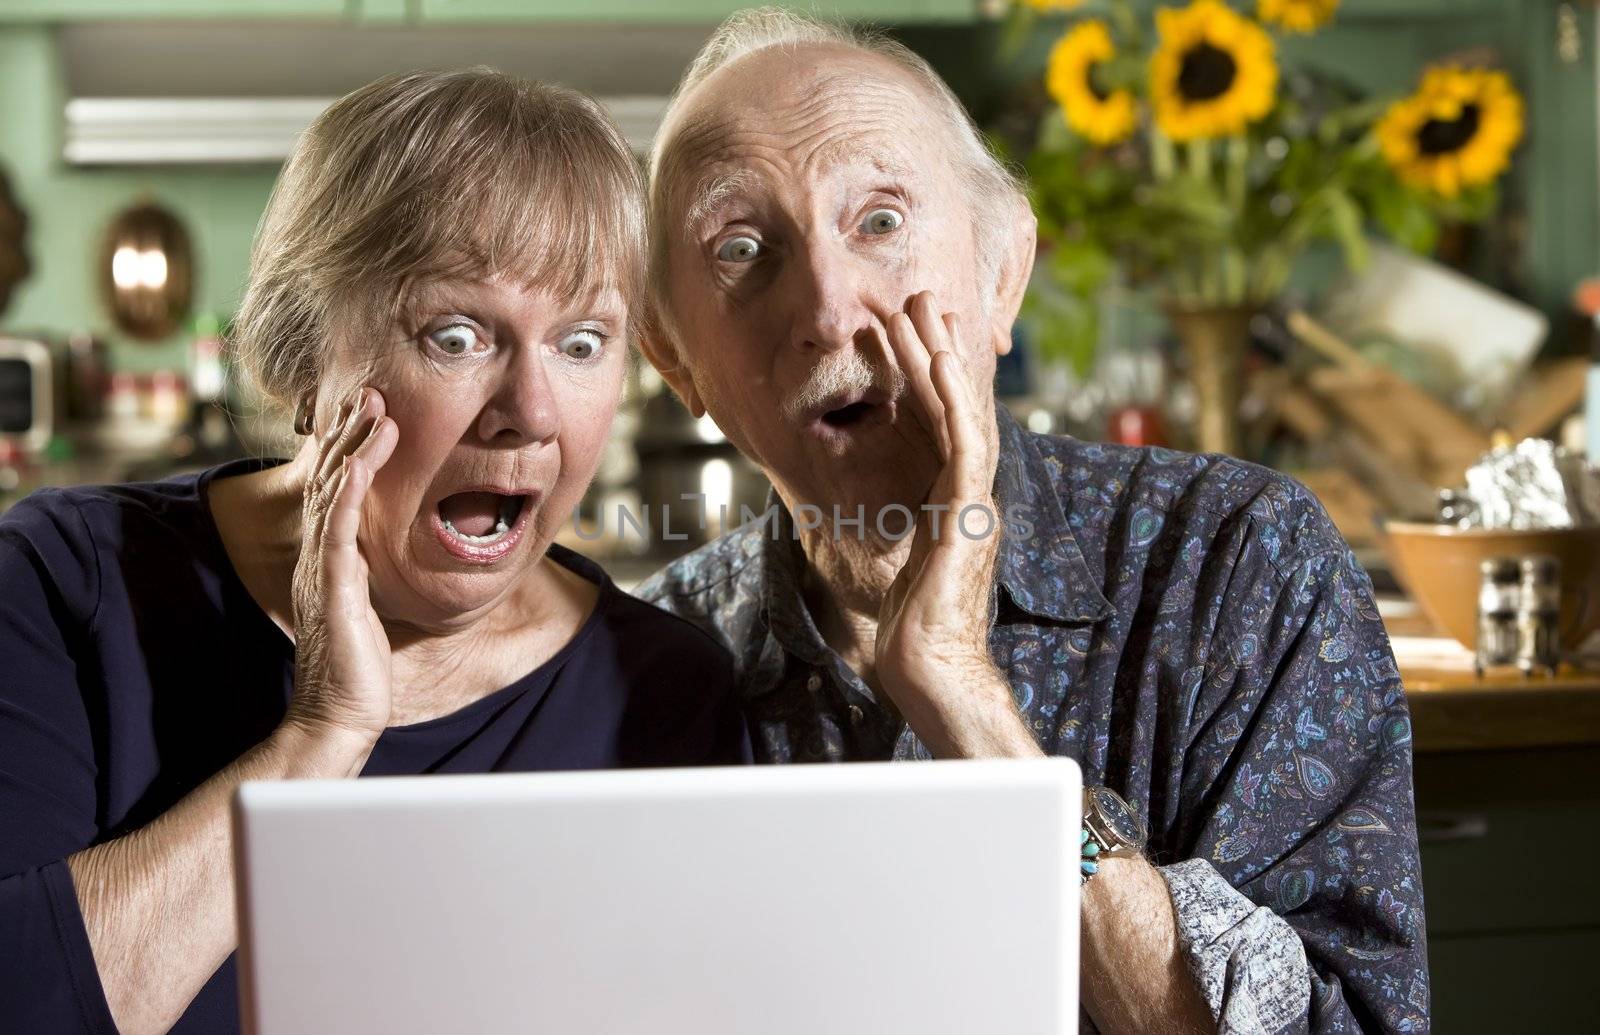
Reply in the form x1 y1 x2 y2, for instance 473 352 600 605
1151 130 1176 180
1186 137 1213 182
1225 134 1248 211
1109 0 1141 47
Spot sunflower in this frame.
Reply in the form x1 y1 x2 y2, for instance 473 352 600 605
1047 21 1139 146
1149 0 1278 142
1377 66 1524 198
1256 0 1339 34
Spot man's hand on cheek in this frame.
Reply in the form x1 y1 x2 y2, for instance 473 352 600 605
872 292 1041 759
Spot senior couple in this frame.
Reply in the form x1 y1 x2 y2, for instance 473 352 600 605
0 8 1425 1035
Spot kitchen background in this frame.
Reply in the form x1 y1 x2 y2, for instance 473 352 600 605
1 1 1597 1029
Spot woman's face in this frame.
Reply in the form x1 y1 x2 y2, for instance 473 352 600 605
315 273 628 630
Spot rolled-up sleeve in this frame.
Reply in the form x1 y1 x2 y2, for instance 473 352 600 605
1160 858 1311 1034
0 496 118 1032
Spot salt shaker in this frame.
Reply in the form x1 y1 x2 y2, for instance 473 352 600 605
1516 555 1562 677
1475 557 1521 676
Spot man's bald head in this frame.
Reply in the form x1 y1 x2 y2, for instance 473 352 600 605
646 6 1026 345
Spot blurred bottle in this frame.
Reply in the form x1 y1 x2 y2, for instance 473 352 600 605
190 313 227 407
1572 278 1600 463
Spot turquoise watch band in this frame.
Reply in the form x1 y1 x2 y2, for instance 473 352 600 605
1080 826 1102 884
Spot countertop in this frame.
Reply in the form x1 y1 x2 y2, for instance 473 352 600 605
1385 599 1600 753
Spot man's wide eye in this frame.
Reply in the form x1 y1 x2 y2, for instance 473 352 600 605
717 236 761 263
861 209 903 235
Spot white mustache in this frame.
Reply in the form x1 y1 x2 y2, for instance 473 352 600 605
781 349 907 423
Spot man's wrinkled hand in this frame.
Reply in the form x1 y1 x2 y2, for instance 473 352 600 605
872 292 1041 759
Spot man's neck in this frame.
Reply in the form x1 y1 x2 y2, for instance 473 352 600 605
797 524 910 692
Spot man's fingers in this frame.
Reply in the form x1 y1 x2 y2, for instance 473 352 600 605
908 292 954 359
929 350 991 504
885 311 947 456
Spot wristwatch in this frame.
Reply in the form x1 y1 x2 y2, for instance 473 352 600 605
1080 786 1148 884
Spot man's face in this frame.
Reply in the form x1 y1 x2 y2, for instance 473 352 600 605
655 45 1014 522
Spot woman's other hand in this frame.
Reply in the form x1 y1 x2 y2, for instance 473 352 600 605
285 386 399 748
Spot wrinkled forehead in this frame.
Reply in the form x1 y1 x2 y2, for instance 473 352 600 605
657 49 956 224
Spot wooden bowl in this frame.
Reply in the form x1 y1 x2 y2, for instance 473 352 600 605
1380 522 1600 651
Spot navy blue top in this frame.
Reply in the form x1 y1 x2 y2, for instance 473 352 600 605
0 459 750 1034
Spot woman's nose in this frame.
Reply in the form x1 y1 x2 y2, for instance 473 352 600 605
475 352 560 447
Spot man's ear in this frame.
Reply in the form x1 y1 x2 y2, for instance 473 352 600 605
637 318 706 418
990 196 1038 357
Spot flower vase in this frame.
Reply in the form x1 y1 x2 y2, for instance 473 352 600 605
1164 304 1257 457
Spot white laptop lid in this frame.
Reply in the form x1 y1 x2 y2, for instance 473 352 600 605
234 758 1080 1035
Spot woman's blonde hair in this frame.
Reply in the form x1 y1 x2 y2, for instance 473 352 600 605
233 67 645 417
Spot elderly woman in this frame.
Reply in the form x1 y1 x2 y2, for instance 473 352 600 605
0 69 747 1034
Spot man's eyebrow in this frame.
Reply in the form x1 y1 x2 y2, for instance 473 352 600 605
685 168 760 232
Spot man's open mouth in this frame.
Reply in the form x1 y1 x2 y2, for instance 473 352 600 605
811 388 893 434
431 489 536 561
821 400 877 428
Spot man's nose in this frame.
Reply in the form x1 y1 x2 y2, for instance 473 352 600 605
788 239 875 354
474 350 561 448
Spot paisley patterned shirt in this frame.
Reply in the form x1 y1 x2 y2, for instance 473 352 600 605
636 407 1429 1034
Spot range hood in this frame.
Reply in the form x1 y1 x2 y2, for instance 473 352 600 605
64 95 670 163
58 21 708 163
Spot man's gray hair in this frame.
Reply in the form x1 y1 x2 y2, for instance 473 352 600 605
646 5 1026 346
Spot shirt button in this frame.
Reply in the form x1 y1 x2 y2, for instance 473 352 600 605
805 673 822 692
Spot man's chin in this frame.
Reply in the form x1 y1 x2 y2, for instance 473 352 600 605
781 461 937 545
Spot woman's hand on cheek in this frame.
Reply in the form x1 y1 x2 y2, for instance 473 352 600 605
284 386 400 750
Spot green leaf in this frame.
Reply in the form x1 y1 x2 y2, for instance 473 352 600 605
1371 186 1440 253
1323 189 1369 270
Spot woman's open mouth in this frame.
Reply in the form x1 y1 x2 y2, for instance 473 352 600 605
430 489 537 563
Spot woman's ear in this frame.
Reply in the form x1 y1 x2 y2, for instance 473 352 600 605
637 325 706 419
990 197 1038 357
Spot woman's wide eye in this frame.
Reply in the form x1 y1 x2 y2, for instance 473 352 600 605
559 329 604 360
428 323 480 356
717 235 761 263
861 208 904 235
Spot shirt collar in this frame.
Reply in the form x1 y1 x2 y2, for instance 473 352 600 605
757 403 1114 660
992 406 1115 624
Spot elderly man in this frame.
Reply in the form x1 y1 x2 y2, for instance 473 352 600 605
636 8 1427 1034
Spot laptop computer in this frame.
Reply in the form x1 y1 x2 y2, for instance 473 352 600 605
233 757 1081 1034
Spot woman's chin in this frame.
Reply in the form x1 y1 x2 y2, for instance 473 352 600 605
376 529 550 628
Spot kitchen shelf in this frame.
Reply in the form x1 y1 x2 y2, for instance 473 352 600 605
417 0 975 23
0 0 349 18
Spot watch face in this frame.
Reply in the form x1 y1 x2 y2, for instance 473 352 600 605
1090 787 1147 846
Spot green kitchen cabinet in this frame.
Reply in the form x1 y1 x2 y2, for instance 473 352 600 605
1413 746 1600 1032
417 0 974 23
0 0 350 18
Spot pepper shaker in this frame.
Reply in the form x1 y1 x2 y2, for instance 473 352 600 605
1516 555 1562 677
1474 557 1521 676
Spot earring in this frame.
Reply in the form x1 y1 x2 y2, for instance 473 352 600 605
293 396 314 436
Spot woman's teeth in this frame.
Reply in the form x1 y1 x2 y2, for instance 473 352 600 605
437 492 526 545
441 516 511 544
